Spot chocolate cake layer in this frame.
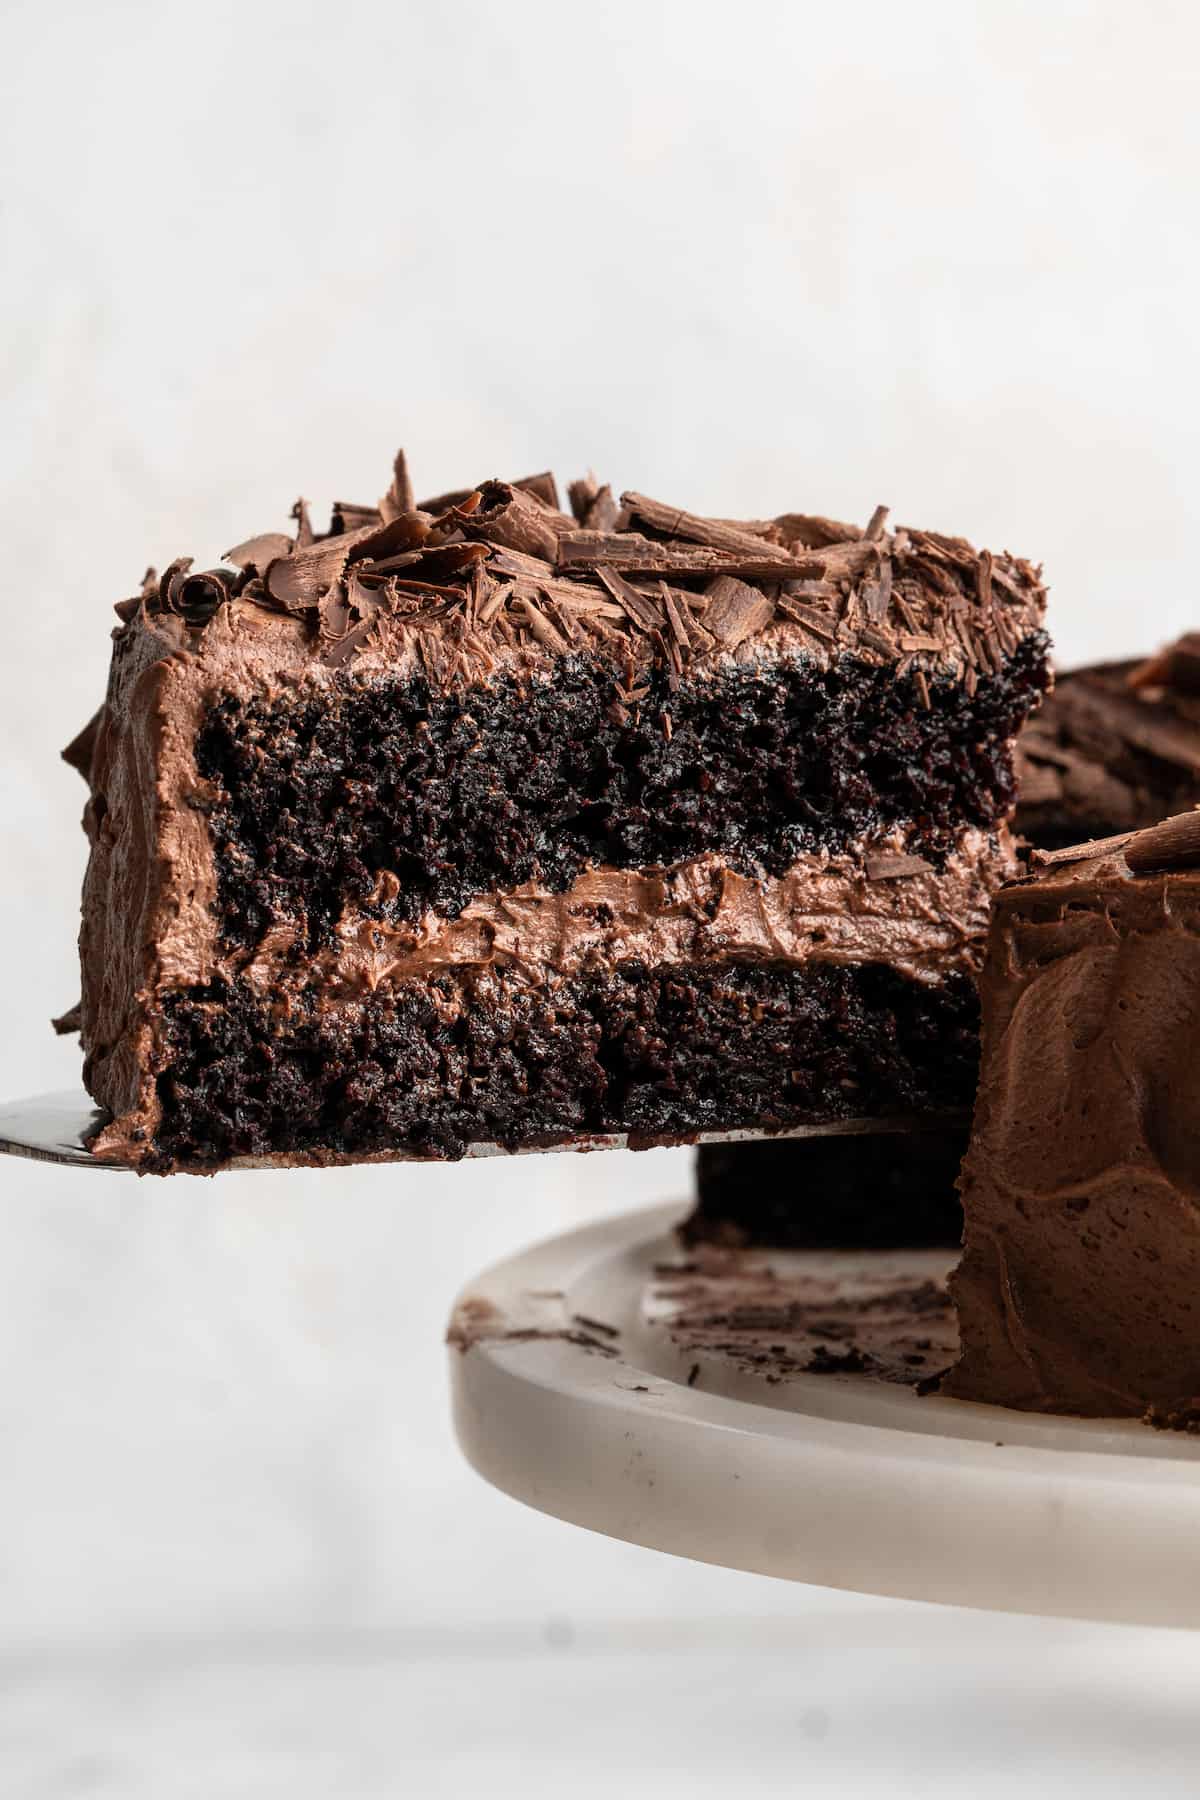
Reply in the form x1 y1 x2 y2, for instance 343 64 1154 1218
65 449 1048 1170
197 639 1045 947
943 812 1200 1420
1016 636 1200 849
147 960 979 1171
684 1127 968 1249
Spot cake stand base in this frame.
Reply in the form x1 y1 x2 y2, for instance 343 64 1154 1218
449 1202 1200 1628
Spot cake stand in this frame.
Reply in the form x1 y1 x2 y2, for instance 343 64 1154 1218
9 1091 1200 1629
449 1200 1200 1630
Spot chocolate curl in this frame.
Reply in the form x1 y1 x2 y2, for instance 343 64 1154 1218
621 490 793 562
1125 810 1200 873
224 532 295 573
379 448 416 524
459 481 572 561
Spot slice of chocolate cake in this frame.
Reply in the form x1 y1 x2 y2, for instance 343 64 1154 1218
67 451 1048 1171
1016 635 1200 849
682 1126 968 1249
943 812 1200 1419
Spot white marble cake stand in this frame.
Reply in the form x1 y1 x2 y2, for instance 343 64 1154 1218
449 1201 1200 1630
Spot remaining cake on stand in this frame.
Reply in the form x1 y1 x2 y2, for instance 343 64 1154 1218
62 449 1047 1172
1015 633 1200 849
943 810 1200 1420
681 1128 968 1249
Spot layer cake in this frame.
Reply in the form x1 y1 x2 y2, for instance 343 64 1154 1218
64 452 1048 1171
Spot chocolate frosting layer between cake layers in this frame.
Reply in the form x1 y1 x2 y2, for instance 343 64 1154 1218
231 830 1016 1000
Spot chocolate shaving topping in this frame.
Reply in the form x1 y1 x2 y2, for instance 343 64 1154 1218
1129 632 1200 697
110 445 1046 686
559 530 804 582
1031 831 1139 869
861 557 893 624
291 498 314 547
514 470 561 511
865 853 935 881
379 448 415 524
461 481 565 562
51 1003 82 1036
224 532 294 572
594 565 664 633
568 473 621 534
704 575 775 649
621 491 794 562
62 707 104 781
1124 810 1200 874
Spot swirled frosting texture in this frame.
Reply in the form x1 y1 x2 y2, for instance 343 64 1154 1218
944 831 1200 1418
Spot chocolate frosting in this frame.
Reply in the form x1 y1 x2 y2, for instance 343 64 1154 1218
67 448 1046 1165
943 812 1200 1417
224 829 1015 1001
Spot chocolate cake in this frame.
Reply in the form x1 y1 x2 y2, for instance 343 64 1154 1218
1015 634 1200 849
943 811 1200 1419
682 1126 968 1249
65 450 1048 1171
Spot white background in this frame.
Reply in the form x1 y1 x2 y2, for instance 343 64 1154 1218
3 0 1200 1792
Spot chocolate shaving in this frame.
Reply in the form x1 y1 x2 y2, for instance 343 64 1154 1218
51 1003 82 1036
514 471 561 511
594 565 665 633
773 513 861 550
861 559 893 624
320 616 377 669
62 708 103 781
175 569 232 624
864 504 890 541
568 473 621 534
224 532 294 572
416 485 477 514
1125 810 1200 874
539 590 582 646
519 599 570 655
1032 831 1137 869
775 596 837 641
659 581 692 652
621 491 794 562
1129 633 1200 697
865 853 934 881
266 529 372 612
462 481 564 561
379 449 415 524
291 498 314 547
704 575 775 649
559 531 795 582
331 502 383 536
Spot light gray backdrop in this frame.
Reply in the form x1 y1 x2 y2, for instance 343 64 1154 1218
3 1 1199 1794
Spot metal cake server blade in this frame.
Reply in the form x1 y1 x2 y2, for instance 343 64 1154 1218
0 1089 966 1173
